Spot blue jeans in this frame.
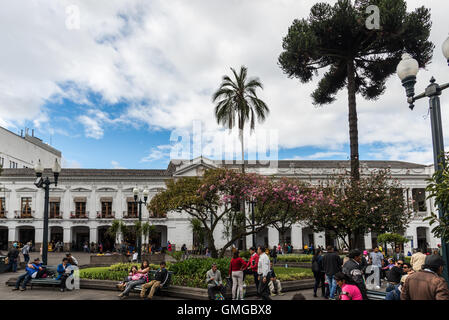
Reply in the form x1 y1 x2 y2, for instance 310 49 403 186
9 259 18 272
326 274 337 299
15 273 32 289
24 254 30 264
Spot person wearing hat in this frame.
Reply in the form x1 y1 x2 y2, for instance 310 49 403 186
12 258 43 291
401 255 449 300
7 243 20 273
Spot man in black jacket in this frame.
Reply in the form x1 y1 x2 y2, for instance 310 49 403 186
322 246 342 300
342 249 368 300
7 243 19 273
386 260 405 290
140 261 168 300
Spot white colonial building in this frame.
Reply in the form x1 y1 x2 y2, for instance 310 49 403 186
0 156 439 254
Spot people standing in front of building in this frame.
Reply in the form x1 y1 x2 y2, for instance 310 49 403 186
368 247 384 289
244 247 259 293
401 255 449 300
410 248 427 272
229 250 247 300
21 242 31 264
257 246 271 300
312 249 325 298
393 247 405 262
322 245 342 300
7 243 19 273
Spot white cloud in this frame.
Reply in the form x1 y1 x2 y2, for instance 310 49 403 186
111 160 126 169
1 0 449 164
61 157 81 168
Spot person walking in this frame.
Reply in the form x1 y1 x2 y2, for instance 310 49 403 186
7 243 20 273
257 246 271 300
228 250 247 300
410 248 427 272
322 245 342 300
21 242 31 264
342 249 368 300
369 247 384 289
401 255 449 300
312 249 325 298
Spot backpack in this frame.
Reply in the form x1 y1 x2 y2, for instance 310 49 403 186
312 260 320 273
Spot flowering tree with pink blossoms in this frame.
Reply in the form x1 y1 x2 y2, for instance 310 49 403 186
301 169 412 250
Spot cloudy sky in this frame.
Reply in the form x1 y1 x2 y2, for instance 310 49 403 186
1 0 449 169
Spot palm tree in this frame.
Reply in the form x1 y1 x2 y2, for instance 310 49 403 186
107 219 128 246
213 66 269 173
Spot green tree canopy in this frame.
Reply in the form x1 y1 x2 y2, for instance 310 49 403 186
279 0 433 180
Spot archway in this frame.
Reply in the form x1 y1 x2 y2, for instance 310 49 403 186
98 226 115 252
302 227 314 248
0 227 7 250
417 227 429 252
18 226 35 247
255 228 268 248
149 225 167 252
71 226 89 252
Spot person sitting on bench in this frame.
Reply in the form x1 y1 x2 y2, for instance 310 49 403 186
206 263 226 300
119 260 150 298
140 261 168 300
57 258 73 292
12 258 43 291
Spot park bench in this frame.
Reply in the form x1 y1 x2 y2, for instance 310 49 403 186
133 270 173 296
28 266 63 290
366 289 387 300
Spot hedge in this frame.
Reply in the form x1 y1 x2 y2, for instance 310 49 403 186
79 258 313 288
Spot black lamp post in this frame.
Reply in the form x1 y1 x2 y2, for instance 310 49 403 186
249 196 256 248
133 187 149 263
397 36 449 282
34 159 61 266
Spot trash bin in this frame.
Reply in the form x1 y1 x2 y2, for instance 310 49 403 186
0 255 9 273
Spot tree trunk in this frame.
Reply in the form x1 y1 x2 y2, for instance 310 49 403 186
347 59 360 181
206 229 218 258
239 126 247 250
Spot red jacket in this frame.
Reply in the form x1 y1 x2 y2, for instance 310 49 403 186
229 257 247 275
248 253 259 272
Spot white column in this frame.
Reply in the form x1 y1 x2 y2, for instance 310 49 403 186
90 187 96 219
314 231 326 248
291 224 302 253
411 226 418 249
63 227 71 244
364 233 372 250
35 227 43 249
90 227 97 243
268 226 279 248
8 226 17 243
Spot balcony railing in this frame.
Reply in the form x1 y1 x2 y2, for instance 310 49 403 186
50 211 63 219
70 211 89 219
96 211 115 219
123 211 138 219
15 210 35 219
412 212 428 220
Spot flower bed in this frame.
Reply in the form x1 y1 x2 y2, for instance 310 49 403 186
79 258 313 288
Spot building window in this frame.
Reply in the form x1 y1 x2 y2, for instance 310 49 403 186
127 201 138 218
0 157 4 167
21 197 32 217
412 188 427 212
50 202 60 218
75 202 86 218
101 201 112 218
0 197 5 217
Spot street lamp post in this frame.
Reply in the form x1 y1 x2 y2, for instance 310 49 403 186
133 187 149 263
33 159 61 266
397 36 449 282
249 197 256 248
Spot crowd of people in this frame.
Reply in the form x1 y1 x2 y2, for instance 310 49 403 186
311 245 449 300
